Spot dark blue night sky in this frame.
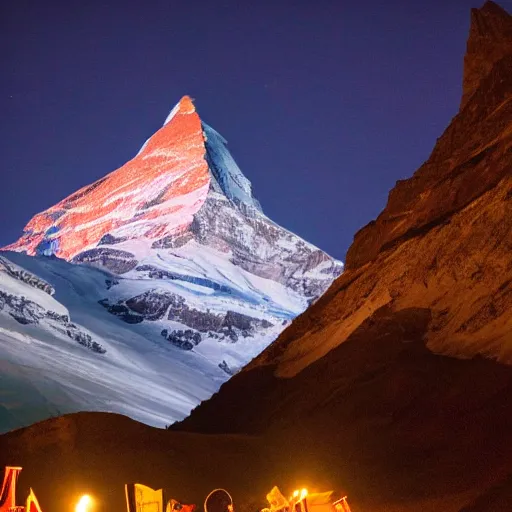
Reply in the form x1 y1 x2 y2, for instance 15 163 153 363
2 0 509 260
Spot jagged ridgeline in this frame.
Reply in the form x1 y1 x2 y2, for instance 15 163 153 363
0 96 342 432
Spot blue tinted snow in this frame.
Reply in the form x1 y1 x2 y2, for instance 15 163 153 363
202 122 262 212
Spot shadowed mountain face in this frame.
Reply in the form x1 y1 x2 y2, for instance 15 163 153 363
177 307 512 510
2 2 512 512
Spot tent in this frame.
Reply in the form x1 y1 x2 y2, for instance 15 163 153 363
25 489 43 512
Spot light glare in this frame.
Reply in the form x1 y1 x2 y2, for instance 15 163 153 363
76 495 92 512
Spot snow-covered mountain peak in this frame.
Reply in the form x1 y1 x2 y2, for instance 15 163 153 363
0 96 342 432
5 95 209 259
164 95 196 125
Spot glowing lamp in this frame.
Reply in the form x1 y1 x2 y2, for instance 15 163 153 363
75 495 93 512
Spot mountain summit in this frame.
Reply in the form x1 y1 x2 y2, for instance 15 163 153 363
6 96 248 259
0 97 342 431
461 0 512 109
4 95 342 300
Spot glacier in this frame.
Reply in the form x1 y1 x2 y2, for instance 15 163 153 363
0 252 277 432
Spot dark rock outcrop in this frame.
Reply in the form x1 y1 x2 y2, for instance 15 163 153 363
167 296 224 332
0 291 46 324
218 360 238 375
105 278 119 290
0 256 54 295
161 328 202 350
98 234 128 246
0 290 105 353
65 323 106 354
220 311 273 341
99 288 274 343
97 299 145 324
126 290 176 320
72 247 137 274
461 1 512 109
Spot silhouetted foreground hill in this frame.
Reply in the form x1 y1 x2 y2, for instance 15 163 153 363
2 2 512 512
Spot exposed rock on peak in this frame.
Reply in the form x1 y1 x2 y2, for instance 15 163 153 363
4 95 209 259
470 1 511 41
461 0 512 109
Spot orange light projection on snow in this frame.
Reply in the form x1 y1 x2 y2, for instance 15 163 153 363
4 96 211 260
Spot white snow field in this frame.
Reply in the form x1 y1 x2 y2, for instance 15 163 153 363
0 251 285 433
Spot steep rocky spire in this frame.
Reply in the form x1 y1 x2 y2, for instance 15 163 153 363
345 1 512 272
460 1 512 109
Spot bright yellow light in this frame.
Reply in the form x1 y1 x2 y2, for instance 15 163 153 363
75 495 93 512
291 489 308 502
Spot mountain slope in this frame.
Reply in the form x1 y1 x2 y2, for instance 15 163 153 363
240 0 512 376
179 0 512 431
0 97 342 433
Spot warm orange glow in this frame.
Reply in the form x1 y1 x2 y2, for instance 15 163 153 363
75 495 92 512
291 489 308 501
4 96 211 260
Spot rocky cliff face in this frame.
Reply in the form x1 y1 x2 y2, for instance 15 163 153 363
244 0 512 376
176 2 512 510
461 1 512 109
